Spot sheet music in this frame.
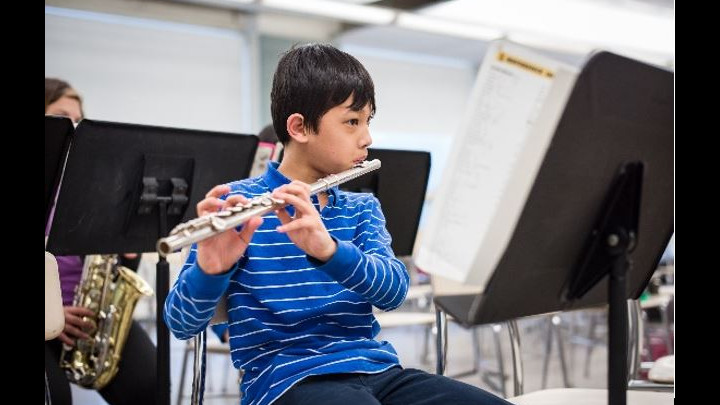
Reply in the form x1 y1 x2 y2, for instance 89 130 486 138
416 40 579 288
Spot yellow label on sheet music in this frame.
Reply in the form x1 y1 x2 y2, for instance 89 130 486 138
497 52 554 78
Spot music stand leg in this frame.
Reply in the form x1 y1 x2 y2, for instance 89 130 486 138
608 251 630 405
157 257 170 405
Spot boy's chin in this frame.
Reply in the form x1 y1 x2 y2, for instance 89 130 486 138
326 163 354 174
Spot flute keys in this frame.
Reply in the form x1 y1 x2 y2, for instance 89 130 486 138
259 196 273 206
210 216 227 231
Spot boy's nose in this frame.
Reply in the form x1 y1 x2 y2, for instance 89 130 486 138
360 128 372 148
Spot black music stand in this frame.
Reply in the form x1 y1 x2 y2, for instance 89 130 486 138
45 115 74 230
340 148 431 257
46 119 258 405
432 52 673 405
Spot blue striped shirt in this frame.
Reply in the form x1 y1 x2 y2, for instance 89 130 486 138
164 162 409 405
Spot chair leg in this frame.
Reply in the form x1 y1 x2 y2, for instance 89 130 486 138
541 317 553 389
45 370 52 405
470 327 481 375
421 324 431 366
555 316 571 387
191 331 207 405
435 308 447 375
584 313 598 377
492 324 507 398
660 303 673 355
176 342 191 405
507 320 523 397
479 325 506 396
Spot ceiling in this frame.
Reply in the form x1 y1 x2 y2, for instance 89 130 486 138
335 0 673 65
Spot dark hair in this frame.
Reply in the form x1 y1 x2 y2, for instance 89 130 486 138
270 43 375 144
45 77 84 116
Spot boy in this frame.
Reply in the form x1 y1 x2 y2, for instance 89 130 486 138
164 43 510 405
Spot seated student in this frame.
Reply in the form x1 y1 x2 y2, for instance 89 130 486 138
164 44 511 405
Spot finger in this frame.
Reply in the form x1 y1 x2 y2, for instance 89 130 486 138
66 306 95 317
275 183 311 201
276 217 313 233
224 194 250 208
197 197 226 216
65 313 91 330
289 180 312 194
238 216 263 246
64 313 82 326
273 192 316 216
205 184 231 199
58 332 74 346
65 323 91 340
275 208 292 225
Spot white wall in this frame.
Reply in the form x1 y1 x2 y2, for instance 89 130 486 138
45 6 252 134
340 44 477 198
45 3 481 200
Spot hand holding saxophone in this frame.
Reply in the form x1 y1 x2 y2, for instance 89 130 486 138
272 180 337 262
58 306 94 346
196 184 264 275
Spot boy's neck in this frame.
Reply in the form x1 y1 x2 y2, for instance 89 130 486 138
276 152 324 185
276 155 330 209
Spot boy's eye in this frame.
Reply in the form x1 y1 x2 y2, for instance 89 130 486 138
347 119 359 126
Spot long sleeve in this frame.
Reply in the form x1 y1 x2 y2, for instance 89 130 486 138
163 247 238 340
315 196 408 311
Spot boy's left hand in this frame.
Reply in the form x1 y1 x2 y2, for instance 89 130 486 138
272 180 337 262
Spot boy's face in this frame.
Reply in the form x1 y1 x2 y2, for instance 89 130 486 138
306 95 373 175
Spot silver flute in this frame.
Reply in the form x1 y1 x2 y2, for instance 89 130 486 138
156 159 381 256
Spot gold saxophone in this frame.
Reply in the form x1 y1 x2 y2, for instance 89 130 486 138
60 254 153 389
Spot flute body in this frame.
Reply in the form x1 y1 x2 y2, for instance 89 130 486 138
156 159 381 256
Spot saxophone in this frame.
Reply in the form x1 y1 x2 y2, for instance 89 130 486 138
59 254 153 389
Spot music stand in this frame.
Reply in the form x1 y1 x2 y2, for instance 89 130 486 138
432 52 673 405
340 148 431 256
45 115 74 230
46 119 258 405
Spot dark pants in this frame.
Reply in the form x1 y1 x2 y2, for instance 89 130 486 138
274 366 513 405
45 320 156 405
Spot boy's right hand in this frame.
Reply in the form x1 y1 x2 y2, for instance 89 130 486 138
195 185 263 275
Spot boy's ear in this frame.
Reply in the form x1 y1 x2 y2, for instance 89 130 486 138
286 113 309 144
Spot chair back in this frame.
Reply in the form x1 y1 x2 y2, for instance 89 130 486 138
45 251 64 340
